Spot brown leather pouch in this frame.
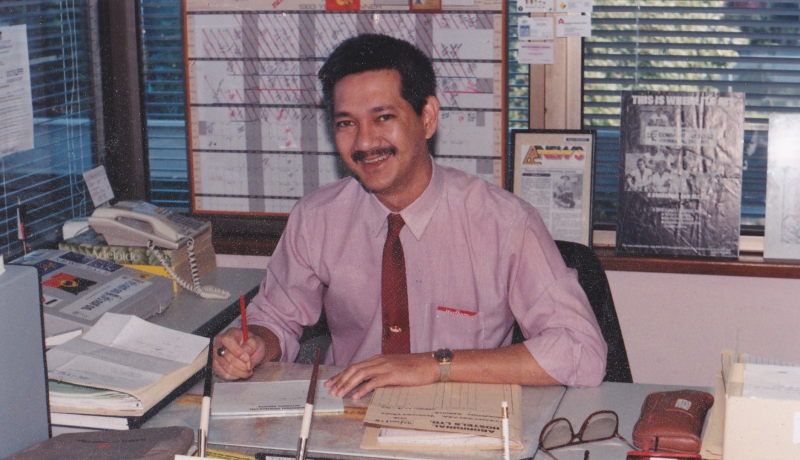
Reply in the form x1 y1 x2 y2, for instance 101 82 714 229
632 389 714 453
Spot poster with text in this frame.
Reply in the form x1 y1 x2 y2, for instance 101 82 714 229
511 130 594 246
616 91 744 258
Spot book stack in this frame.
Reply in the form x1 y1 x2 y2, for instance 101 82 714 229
59 226 216 292
47 313 210 430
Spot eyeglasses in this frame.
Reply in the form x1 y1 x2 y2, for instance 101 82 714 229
538 410 637 460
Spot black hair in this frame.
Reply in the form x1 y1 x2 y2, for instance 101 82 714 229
318 34 436 116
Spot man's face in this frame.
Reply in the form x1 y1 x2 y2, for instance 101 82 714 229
332 69 439 211
637 159 645 172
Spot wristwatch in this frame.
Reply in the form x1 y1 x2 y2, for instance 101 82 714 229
433 348 454 382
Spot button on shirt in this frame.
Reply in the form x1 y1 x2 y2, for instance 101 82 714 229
247 163 607 387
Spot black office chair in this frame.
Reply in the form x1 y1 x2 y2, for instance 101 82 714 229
512 240 633 383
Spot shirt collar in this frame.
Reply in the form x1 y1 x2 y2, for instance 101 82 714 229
367 160 445 240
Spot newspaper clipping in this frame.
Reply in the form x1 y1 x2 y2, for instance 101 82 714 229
512 131 594 245
616 91 744 257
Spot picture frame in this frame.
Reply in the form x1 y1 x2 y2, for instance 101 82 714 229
508 129 595 247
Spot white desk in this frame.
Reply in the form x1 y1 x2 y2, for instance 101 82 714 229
144 362 566 460
145 377 712 460
532 383 712 460
150 267 265 337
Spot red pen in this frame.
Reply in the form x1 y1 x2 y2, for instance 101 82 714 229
240 295 248 342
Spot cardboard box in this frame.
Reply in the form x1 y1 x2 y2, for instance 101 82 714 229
702 350 800 460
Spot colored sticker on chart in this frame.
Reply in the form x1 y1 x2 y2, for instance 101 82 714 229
43 272 97 295
325 0 360 11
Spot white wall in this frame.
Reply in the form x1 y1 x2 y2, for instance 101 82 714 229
608 271 800 388
216 254 800 388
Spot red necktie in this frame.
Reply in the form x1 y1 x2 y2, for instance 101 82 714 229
381 214 410 354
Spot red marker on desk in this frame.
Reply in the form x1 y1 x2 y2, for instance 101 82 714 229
240 295 248 342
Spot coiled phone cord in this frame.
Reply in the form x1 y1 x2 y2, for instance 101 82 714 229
147 239 230 300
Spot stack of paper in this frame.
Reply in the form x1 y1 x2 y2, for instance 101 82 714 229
362 382 523 450
211 380 344 419
49 380 142 412
46 313 210 429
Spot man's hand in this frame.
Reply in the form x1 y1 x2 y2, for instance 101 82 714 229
212 327 267 380
324 353 439 400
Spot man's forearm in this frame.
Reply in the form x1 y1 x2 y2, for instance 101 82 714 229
249 325 282 363
448 343 561 386
326 343 561 399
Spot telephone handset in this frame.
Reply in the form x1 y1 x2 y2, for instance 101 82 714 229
88 201 210 250
88 201 229 300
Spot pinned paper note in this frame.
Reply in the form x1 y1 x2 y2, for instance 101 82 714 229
517 42 555 65
555 14 592 37
83 165 115 207
556 0 593 13
518 17 554 41
516 0 553 13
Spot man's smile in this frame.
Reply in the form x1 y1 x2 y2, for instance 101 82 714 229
353 146 397 164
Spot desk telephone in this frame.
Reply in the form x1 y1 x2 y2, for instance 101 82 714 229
89 201 229 300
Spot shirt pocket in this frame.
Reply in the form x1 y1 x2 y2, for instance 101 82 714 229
430 306 484 350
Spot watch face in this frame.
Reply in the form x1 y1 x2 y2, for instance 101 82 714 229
434 348 453 362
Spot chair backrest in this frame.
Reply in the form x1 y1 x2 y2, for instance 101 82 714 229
555 240 632 383
511 240 633 383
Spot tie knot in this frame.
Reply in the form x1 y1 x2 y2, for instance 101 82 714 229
387 214 405 238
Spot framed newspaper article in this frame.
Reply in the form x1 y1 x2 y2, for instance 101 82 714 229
509 129 595 247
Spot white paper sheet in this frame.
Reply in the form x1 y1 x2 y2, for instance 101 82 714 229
212 380 344 418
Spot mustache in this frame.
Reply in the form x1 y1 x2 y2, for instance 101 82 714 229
352 146 396 163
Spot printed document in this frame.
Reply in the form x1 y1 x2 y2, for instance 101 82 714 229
362 382 523 449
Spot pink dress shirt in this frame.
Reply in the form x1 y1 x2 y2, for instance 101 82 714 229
247 163 607 387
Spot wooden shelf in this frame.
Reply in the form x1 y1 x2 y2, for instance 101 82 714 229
212 235 800 279
595 247 800 279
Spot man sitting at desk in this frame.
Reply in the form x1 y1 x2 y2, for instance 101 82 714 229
213 34 607 397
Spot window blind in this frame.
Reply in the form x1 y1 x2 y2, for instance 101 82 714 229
140 0 190 212
584 0 800 232
0 0 100 260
